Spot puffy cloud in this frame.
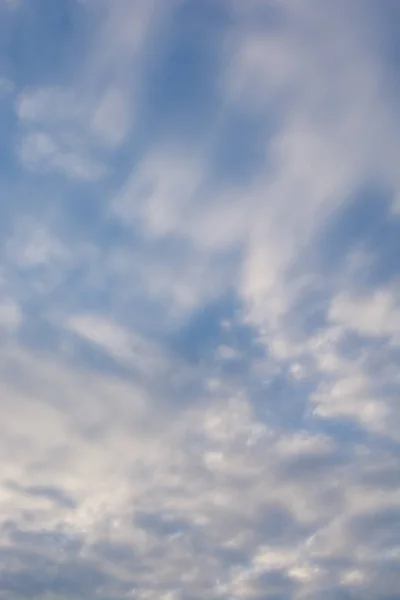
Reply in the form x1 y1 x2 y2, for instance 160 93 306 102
329 286 400 342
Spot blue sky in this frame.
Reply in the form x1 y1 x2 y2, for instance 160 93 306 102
0 0 400 598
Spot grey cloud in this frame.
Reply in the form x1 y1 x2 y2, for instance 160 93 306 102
255 504 313 547
348 507 400 552
253 571 295 598
7 482 76 509
278 449 349 483
135 511 191 538
0 531 120 599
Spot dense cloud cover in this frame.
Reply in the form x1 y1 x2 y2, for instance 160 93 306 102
0 0 400 598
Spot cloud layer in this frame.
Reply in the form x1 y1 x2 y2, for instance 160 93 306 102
0 0 400 598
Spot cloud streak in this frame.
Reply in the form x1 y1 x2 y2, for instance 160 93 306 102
0 0 399 598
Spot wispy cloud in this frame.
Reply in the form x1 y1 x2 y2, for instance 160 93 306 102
0 0 400 598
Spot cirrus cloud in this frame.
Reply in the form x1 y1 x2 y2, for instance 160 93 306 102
0 0 400 599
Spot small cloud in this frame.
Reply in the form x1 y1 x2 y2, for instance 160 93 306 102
65 313 166 376
15 87 107 180
216 344 239 360
7 222 70 269
91 87 129 148
0 298 21 329
17 131 106 180
329 287 400 342
16 87 81 124
67 313 133 361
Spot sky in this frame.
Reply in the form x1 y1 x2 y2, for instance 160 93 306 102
0 0 400 598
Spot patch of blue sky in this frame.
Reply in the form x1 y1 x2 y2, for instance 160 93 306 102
1 0 88 86
311 185 400 286
139 1 226 140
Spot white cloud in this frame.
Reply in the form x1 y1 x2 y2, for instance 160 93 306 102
15 86 108 180
103 0 400 349
6 220 71 269
113 149 204 239
0 338 398 598
16 87 82 124
14 0 180 180
329 287 400 342
17 130 106 181
67 313 134 360
65 313 167 376
216 344 239 361
0 298 21 329
217 1 399 342
311 372 388 430
91 87 129 148
1 0 400 598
